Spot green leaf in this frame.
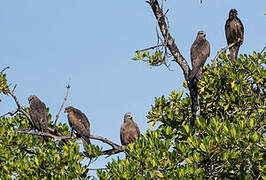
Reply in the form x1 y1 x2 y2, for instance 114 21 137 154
249 119 254 128
183 125 190 134
200 143 206 152
131 57 139 61
230 127 236 139
252 132 259 142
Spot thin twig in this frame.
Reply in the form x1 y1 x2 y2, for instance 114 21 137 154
90 135 122 151
0 109 19 118
7 87 57 134
136 44 165 52
260 45 266 54
54 78 71 125
87 168 107 171
17 130 124 155
9 85 34 126
148 0 190 79
12 84 17 93
210 40 240 68
17 130 77 141
0 66 10 76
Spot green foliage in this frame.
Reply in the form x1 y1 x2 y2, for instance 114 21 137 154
0 110 88 179
0 52 265 179
0 71 10 96
132 50 165 66
99 52 266 179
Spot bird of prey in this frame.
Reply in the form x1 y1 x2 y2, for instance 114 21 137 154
28 95 49 133
189 31 210 81
225 9 244 63
120 112 140 146
64 106 91 145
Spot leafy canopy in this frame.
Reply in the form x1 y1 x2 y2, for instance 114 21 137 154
0 52 265 179
97 52 266 179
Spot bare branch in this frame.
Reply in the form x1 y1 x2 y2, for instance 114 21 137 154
148 0 190 80
0 66 10 76
90 135 124 155
260 45 266 54
136 44 165 52
146 0 199 127
8 85 34 126
210 40 240 69
54 78 71 125
87 168 107 171
17 129 124 155
0 109 18 118
17 130 74 141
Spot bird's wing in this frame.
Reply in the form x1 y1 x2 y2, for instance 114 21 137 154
133 121 140 139
225 19 232 44
73 108 90 131
236 18 244 42
120 123 126 145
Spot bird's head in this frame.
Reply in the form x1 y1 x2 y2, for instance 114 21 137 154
124 112 133 122
28 95 38 103
197 31 206 39
64 106 74 113
229 9 238 18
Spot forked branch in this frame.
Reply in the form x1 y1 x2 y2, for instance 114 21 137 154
17 130 124 155
7 86 123 156
54 79 71 125
147 0 190 80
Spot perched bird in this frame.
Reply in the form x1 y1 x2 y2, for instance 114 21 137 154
28 95 49 133
64 106 91 145
225 9 244 63
189 31 210 81
120 112 140 146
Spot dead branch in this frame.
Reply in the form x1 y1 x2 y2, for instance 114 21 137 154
90 135 124 155
54 78 71 125
9 85 34 126
146 0 199 127
17 130 124 155
260 45 266 54
17 130 77 141
147 0 190 80
210 40 240 69
0 109 19 118
7 85 57 134
136 44 165 52
0 66 10 76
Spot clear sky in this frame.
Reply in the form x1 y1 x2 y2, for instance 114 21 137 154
0 0 265 177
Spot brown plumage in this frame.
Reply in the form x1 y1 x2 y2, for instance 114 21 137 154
28 95 48 132
120 112 140 146
189 31 210 81
64 106 90 145
225 9 244 63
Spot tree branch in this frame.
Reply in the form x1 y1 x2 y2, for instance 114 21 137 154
17 130 124 155
148 0 190 80
90 135 124 155
9 85 34 126
260 45 266 54
147 0 200 128
0 66 10 76
210 40 241 69
136 44 165 52
54 78 71 125
17 130 77 141
0 109 19 118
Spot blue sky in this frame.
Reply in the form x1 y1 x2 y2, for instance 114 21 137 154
0 0 265 177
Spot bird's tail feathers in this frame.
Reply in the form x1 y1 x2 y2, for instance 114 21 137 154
81 136 91 146
229 46 239 63
189 67 201 82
